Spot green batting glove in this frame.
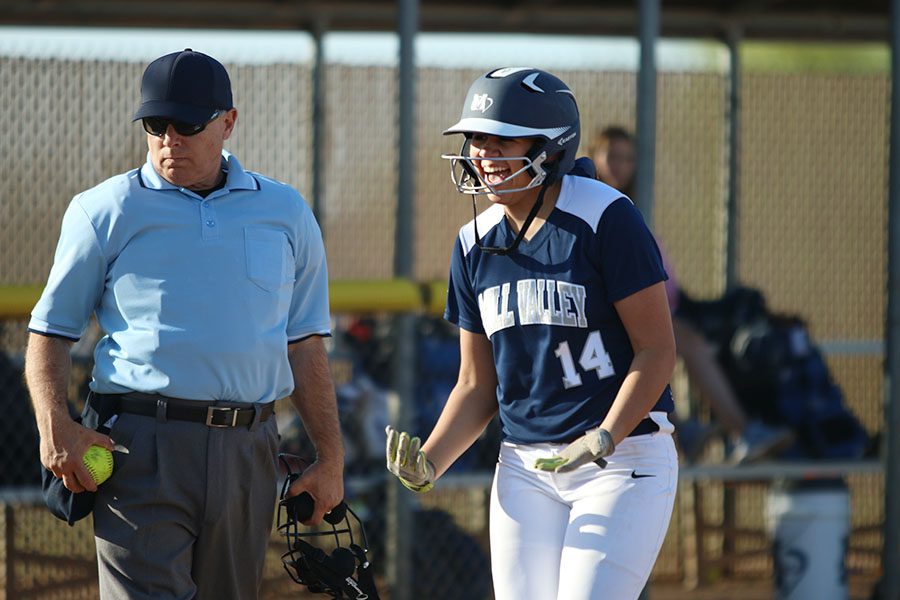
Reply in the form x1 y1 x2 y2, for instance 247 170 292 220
385 425 435 493
534 427 615 473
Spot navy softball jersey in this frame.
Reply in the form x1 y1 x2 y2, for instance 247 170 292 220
444 175 674 444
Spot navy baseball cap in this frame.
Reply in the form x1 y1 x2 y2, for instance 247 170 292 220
41 464 96 526
132 49 233 124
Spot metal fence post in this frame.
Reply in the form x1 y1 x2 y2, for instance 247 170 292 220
724 26 742 292
387 2 420 600
635 0 659 226
882 1 900 598
4 503 14 600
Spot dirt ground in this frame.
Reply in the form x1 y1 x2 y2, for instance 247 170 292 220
648 573 881 600
270 572 882 599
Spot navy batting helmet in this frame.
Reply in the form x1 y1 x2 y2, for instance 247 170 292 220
442 67 581 195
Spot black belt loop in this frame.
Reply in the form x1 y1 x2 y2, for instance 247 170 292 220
156 398 168 423
248 403 262 431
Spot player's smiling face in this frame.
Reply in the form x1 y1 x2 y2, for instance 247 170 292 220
147 109 237 191
468 134 538 205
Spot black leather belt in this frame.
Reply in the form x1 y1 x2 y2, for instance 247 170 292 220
561 417 660 444
628 417 660 437
106 392 275 428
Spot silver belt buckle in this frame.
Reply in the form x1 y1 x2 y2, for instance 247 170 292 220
206 406 239 428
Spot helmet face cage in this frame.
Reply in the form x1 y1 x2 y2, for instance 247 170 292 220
445 137 550 196
276 456 376 599
441 67 580 196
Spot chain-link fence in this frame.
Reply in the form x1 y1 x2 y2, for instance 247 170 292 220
0 40 888 599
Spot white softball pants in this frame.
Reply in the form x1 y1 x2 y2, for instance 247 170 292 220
489 413 678 600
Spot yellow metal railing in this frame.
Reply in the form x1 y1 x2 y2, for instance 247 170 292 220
0 281 448 319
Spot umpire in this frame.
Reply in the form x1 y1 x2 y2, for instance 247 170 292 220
25 49 344 599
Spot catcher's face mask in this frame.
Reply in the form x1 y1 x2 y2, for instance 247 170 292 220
276 454 379 600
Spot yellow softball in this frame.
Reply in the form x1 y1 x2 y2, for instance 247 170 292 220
82 445 114 485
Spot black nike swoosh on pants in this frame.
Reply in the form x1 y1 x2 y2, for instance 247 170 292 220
631 470 655 479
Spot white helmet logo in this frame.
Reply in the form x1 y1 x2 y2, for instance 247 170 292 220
522 73 544 93
470 93 494 113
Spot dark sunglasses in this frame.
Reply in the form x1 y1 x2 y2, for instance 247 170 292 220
141 109 223 137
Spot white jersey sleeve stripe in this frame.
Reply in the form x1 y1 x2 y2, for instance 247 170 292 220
459 203 506 256
555 175 630 233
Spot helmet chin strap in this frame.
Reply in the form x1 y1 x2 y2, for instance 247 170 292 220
474 164 557 256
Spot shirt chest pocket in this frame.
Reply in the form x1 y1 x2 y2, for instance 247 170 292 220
245 227 294 292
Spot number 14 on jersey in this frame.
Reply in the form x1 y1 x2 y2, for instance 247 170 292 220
554 330 615 389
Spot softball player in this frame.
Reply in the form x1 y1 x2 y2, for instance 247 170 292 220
386 67 677 600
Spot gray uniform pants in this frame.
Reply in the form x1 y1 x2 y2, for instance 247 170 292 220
93 408 280 600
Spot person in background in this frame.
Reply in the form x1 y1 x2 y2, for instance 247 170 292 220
588 125 793 464
25 49 344 599
387 68 678 600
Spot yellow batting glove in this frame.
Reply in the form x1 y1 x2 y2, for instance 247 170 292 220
385 425 435 493
534 427 615 472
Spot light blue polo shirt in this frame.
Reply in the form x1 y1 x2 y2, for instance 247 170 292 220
29 151 331 403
